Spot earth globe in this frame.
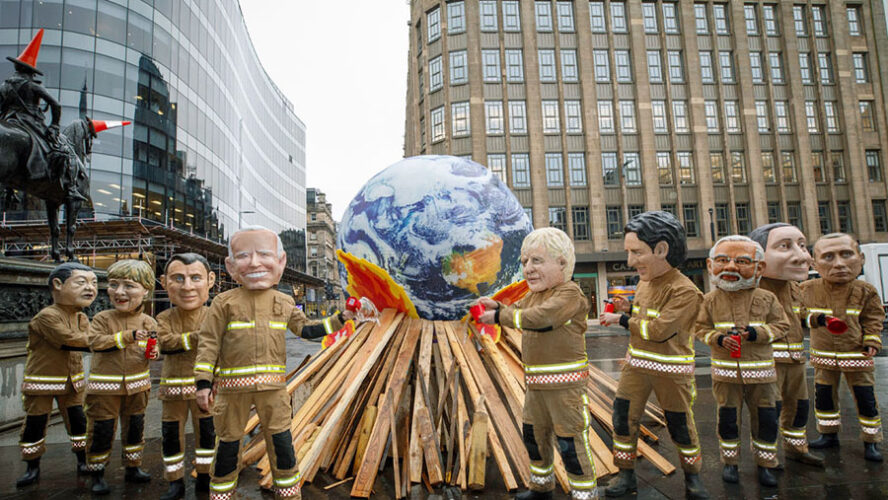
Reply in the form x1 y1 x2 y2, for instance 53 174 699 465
337 155 534 320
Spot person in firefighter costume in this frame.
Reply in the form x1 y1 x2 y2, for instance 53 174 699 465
15 263 97 487
194 226 354 500
84 259 158 495
157 253 217 499
801 233 884 461
474 227 596 500
598 211 708 499
695 235 789 487
748 223 824 467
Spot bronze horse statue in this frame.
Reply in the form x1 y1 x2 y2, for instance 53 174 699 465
0 89 93 262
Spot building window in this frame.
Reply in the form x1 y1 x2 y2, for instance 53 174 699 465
873 200 888 232
451 101 471 137
557 1 574 32
420 116 426 148
450 51 467 85
831 151 846 183
482 50 500 82
505 49 524 82
684 204 699 237
678 151 695 185
663 2 679 33
619 101 637 133
647 50 663 83
657 152 674 185
704 100 719 132
799 53 813 84
602 152 619 186
763 4 778 35
488 154 506 183
573 206 590 240
866 150 882 182
736 203 751 234
535 1 554 31
860 101 876 132
715 203 730 236
695 3 708 34
793 5 806 36
769 52 784 83
611 2 628 32
606 206 623 239
762 152 776 183
824 102 840 133
811 152 826 183
643 2 658 33
431 106 445 142
624 152 642 186
509 101 528 134
615 50 632 82
545 153 564 187
818 53 833 84
429 56 443 92
569 153 587 186
593 50 610 82
512 153 531 187
719 51 734 83
710 153 725 184
480 0 498 31
673 101 689 133
781 151 797 183
714 4 729 34
847 6 861 36
652 101 668 133
589 1 606 33
561 50 579 82
744 4 758 35
629 205 644 218
564 100 583 133
731 151 746 184
448 2 466 34
805 101 818 133
755 100 770 132
524 207 533 221
853 53 869 83
539 49 557 82
598 101 615 133
787 202 803 231
812 5 827 36
750 52 764 83
549 207 566 231
818 201 832 234
724 101 741 133
667 50 683 82
767 201 781 223
503 1 521 31
661 204 677 216
485 101 504 135
542 100 560 133
699 51 715 83
427 7 441 42
774 101 790 133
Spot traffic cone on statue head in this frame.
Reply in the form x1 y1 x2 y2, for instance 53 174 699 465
6 29 44 75
91 120 132 133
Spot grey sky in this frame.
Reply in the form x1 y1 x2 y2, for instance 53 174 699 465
239 1 410 222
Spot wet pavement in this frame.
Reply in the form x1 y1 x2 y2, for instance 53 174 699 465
2 325 887 499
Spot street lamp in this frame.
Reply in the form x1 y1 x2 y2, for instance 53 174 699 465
708 207 715 241
238 210 255 229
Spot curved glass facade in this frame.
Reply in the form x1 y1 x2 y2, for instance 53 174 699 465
0 0 306 237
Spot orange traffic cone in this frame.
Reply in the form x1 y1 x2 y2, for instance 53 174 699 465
6 29 44 75
91 120 132 133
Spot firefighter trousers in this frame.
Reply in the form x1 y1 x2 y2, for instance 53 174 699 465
813 368 882 442
210 388 300 500
712 381 779 468
84 391 149 471
524 386 598 499
162 398 215 481
19 386 86 460
775 363 812 455
612 368 702 473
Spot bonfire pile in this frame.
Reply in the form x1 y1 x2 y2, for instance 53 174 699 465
239 309 675 497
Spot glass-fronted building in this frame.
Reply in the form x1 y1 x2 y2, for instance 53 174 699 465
0 0 307 237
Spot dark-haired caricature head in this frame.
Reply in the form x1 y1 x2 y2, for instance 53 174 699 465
623 211 687 281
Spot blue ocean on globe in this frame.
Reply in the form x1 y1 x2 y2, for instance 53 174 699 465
338 155 534 320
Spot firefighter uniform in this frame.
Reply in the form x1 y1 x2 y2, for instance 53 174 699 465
497 281 597 500
800 279 884 442
612 268 704 473
758 278 812 456
157 305 215 481
194 287 343 500
695 287 789 468
19 304 89 462
84 309 156 472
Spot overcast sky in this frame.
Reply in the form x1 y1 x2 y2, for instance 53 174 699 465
239 1 410 222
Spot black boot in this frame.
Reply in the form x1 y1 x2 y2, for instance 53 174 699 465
91 470 110 495
15 459 40 487
809 433 839 449
685 472 710 499
75 450 90 475
196 473 211 492
160 479 185 500
786 450 825 467
514 490 553 500
864 442 884 462
124 466 152 483
721 464 739 483
758 466 778 487
605 468 637 497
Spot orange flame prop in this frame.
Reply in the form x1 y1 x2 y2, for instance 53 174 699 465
336 250 419 318
321 320 355 349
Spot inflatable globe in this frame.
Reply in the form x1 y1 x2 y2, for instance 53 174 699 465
338 155 533 320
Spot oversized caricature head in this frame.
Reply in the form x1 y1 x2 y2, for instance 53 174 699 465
107 259 154 313
749 223 811 281
160 253 216 311
48 262 97 309
520 227 575 292
623 210 686 282
225 226 286 290
812 233 863 285
707 235 766 292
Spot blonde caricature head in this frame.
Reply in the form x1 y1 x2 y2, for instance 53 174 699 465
107 259 155 294
521 227 576 282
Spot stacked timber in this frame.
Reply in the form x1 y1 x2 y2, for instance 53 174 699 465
240 309 674 497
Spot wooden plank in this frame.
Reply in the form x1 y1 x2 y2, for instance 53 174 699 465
390 404 402 499
415 405 444 485
467 406 489 491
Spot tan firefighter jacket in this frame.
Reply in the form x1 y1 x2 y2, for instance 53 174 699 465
23 304 89 395
800 278 884 372
758 278 807 364
194 287 343 393
87 309 157 395
156 305 208 400
497 281 589 391
623 268 702 379
695 287 789 384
